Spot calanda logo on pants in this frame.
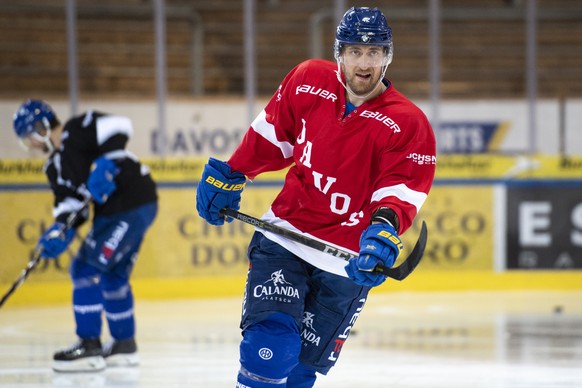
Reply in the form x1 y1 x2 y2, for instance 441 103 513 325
300 311 321 347
253 269 300 303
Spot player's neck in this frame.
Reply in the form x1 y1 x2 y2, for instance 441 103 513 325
346 80 387 107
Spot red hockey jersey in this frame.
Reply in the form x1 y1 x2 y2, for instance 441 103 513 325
228 59 436 277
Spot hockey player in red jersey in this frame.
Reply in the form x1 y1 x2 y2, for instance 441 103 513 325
196 6 436 387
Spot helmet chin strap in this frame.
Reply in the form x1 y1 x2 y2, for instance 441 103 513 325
31 129 55 153
336 60 390 102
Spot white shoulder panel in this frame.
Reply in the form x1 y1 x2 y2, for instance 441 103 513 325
96 115 133 146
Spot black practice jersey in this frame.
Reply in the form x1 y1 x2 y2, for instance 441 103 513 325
44 110 158 227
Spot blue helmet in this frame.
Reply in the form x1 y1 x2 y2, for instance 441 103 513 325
13 99 58 139
334 7 393 64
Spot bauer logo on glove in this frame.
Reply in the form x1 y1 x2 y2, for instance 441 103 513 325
196 158 246 226
345 223 404 287
204 175 246 191
377 230 403 251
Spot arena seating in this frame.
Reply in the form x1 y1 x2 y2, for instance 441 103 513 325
0 0 580 99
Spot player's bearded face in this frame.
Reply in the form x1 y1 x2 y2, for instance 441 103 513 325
340 45 387 96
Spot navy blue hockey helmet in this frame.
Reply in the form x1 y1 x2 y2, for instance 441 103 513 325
13 99 60 152
13 99 57 139
334 7 393 64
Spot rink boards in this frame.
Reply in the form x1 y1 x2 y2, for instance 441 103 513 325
1 155 581 306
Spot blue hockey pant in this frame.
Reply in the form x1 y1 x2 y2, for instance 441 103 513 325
70 202 157 340
238 232 370 386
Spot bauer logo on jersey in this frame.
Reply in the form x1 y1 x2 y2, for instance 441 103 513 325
295 84 338 102
301 311 322 347
98 221 129 265
253 269 300 303
406 153 437 165
359 110 401 133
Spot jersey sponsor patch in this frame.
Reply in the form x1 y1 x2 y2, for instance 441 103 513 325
407 153 437 165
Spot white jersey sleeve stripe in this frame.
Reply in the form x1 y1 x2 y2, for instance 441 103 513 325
371 183 427 212
96 116 133 146
251 109 294 158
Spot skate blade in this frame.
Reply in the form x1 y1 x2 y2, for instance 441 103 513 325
105 353 139 367
52 356 106 372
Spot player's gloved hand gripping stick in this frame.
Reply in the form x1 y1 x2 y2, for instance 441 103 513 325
0 197 91 308
196 158 246 226
345 222 403 287
38 223 77 259
219 208 427 282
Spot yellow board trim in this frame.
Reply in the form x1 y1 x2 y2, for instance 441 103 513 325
2 271 581 308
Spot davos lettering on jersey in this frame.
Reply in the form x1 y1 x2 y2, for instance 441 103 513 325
301 311 321 347
407 153 437 165
297 118 364 226
295 84 338 102
328 297 366 362
253 269 300 303
360 110 401 133
98 221 129 265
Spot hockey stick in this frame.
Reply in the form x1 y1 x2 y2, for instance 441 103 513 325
0 198 92 308
219 208 428 281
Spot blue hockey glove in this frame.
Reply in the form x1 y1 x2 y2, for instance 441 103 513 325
87 156 119 204
345 223 403 287
196 158 246 226
38 222 76 259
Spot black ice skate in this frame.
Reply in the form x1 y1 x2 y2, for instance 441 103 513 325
102 337 139 367
52 338 106 372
